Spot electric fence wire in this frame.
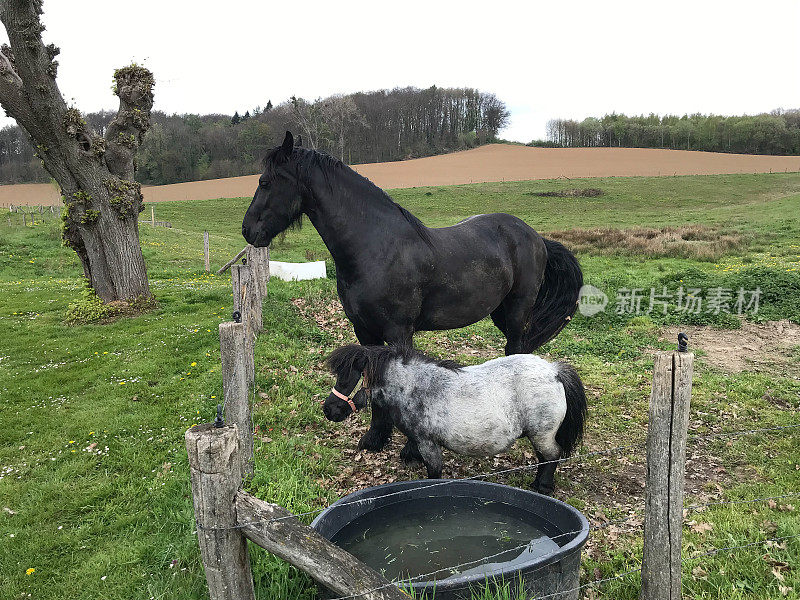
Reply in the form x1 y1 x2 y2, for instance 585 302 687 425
206 420 800 531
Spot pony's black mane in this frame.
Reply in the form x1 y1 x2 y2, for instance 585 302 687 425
327 344 462 388
263 146 433 247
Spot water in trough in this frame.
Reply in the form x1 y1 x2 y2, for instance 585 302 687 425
332 495 561 582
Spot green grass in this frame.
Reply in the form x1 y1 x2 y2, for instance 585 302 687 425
0 172 799 599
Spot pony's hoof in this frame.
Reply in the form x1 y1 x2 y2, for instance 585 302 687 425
358 429 390 452
534 482 555 496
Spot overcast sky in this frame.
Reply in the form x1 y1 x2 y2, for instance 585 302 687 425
2 1 799 142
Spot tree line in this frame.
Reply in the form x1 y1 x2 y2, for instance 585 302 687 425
542 110 800 155
0 86 509 185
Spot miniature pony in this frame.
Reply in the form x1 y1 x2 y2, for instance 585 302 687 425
322 345 587 495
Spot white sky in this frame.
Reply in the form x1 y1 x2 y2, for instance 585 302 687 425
2 0 799 142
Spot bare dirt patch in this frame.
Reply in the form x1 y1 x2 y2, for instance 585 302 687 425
547 224 744 259
663 320 800 374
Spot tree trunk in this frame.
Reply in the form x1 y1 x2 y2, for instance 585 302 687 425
0 0 152 302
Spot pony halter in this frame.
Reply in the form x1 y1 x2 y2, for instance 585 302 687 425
328 371 369 414
330 387 357 413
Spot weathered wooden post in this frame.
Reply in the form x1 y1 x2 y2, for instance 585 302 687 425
204 231 211 272
22 213 26 226
185 423 255 600
219 321 254 477
151 205 155 227
246 244 270 299
642 333 694 600
231 264 263 338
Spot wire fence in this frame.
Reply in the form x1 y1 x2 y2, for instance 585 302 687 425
254 420 799 599
208 275 800 599
321 494 799 600
201 421 799 532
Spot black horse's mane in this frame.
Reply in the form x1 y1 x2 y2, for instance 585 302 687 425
327 344 462 388
263 146 433 247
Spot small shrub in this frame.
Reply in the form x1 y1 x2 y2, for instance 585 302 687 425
65 285 157 325
65 286 120 324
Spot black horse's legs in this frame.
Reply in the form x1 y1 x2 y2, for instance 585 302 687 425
358 326 414 452
353 326 394 452
499 299 530 355
498 276 542 355
415 438 443 479
490 306 508 337
400 437 423 465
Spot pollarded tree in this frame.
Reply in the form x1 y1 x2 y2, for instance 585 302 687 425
0 0 152 302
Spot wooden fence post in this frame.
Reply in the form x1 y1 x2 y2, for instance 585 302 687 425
231 264 263 339
219 321 254 477
204 231 210 272
22 213 26 226
642 337 694 600
185 423 255 600
246 245 270 300
151 205 155 227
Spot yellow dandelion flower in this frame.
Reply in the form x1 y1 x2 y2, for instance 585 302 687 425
68 440 75 444
26 568 35 575
119 382 126 385
191 362 197 367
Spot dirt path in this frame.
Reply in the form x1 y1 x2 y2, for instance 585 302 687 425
3 144 800 207
663 320 800 375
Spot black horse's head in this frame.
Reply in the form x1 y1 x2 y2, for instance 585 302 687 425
322 345 374 422
242 131 303 247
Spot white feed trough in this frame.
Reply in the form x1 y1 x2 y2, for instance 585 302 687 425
269 260 327 281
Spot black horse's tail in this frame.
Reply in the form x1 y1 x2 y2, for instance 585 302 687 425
554 362 587 457
525 238 583 350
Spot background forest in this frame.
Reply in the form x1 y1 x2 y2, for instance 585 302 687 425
541 110 800 155
0 86 509 185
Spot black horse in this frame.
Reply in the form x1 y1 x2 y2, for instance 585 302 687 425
242 131 583 453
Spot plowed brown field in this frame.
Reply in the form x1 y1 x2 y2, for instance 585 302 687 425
3 144 800 206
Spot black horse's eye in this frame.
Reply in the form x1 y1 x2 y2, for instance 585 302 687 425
258 180 268 189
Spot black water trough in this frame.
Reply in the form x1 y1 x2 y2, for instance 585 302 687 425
311 479 589 600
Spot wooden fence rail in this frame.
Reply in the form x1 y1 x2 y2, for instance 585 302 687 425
186 422 407 600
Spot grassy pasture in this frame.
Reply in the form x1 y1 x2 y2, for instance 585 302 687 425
0 173 799 600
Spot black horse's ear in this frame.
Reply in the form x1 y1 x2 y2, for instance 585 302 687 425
295 135 302 147
281 131 294 155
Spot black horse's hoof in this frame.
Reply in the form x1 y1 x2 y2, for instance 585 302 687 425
358 429 391 452
400 441 424 465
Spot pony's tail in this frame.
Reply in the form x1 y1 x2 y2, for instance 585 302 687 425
524 238 583 350
554 362 587 458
